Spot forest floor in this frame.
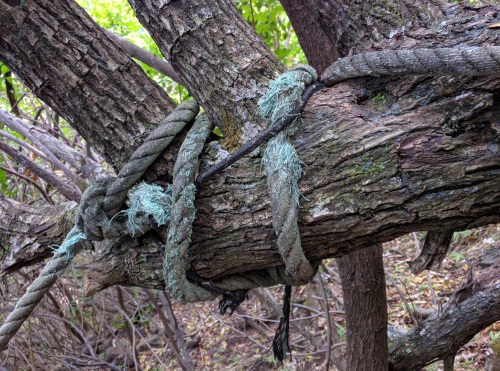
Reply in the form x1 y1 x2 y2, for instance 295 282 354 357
161 224 500 370
1 225 499 370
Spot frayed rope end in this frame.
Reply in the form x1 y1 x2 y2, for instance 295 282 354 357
124 182 172 236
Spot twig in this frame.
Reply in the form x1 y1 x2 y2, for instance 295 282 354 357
0 129 48 161
0 141 81 201
195 83 324 185
103 29 184 85
116 287 139 368
214 315 268 350
317 272 332 371
145 290 193 371
0 109 85 187
236 310 344 323
0 164 52 204
384 268 420 327
35 313 96 359
293 342 346 357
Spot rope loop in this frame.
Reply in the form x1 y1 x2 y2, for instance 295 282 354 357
259 65 320 285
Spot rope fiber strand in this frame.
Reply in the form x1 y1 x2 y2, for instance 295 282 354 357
260 65 319 285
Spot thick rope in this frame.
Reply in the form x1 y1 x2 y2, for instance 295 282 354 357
0 226 86 350
163 114 217 302
321 46 500 86
260 65 318 285
103 100 199 216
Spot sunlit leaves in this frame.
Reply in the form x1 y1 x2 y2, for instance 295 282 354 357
236 0 306 66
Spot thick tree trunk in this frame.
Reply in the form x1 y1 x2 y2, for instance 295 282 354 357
0 0 499 366
1 75 498 288
82 75 500 292
338 244 388 370
0 0 175 171
129 0 283 139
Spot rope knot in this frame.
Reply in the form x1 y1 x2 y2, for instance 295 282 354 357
76 178 173 241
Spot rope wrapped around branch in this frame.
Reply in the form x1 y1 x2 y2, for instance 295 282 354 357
0 101 199 351
321 46 500 86
260 65 319 285
5 44 500 355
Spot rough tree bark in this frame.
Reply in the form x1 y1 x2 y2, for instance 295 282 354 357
0 0 499 368
0 0 176 171
338 245 388 370
129 0 284 138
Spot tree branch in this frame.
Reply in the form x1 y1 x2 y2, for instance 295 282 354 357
0 109 87 189
102 29 184 85
0 141 81 201
389 281 500 370
0 197 77 275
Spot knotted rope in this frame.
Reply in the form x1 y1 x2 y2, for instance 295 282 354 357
0 101 199 351
3 44 500 355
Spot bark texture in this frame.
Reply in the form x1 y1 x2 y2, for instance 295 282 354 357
0 0 176 170
338 244 388 370
128 0 284 140
280 0 450 73
81 75 500 293
0 0 498 291
0 196 77 275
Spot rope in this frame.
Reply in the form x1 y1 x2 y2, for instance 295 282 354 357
163 114 217 302
103 101 199 216
321 46 500 86
260 65 318 285
195 82 324 185
0 227 86 350
0 102 200 352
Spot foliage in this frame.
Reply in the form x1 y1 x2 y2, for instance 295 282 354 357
236 0 306 65
75 0 306 104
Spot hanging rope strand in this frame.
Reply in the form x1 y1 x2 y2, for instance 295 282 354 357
0 227 86 350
